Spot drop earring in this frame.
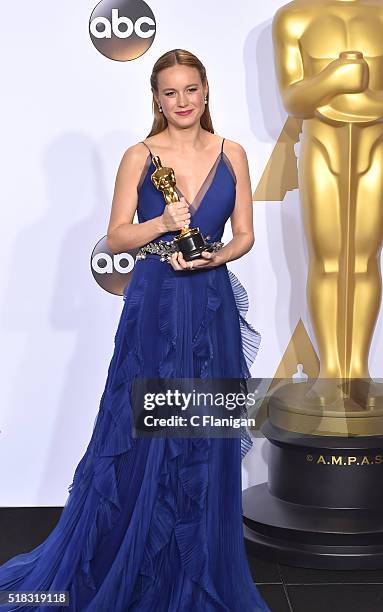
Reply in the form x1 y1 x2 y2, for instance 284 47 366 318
204 96 207 105
158 104 163 113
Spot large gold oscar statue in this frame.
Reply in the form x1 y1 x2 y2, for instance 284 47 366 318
270 0 383 435
242 1 383 568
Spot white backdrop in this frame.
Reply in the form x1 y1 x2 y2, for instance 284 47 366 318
2 0 383 504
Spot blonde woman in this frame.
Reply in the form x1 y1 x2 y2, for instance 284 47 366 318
0 49 267 611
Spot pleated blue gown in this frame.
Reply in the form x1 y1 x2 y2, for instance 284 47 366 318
0 140 270 611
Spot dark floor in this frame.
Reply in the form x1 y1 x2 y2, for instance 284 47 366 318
247 553 383 612
1 508 383 611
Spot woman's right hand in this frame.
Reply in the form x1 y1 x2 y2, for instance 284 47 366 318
160 196 191 232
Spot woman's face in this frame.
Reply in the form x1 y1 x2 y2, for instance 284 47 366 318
154 64 208 129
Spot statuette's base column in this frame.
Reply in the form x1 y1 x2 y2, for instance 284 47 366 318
243 420 383 569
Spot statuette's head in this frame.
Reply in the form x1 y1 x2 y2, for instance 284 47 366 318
151 167 176 192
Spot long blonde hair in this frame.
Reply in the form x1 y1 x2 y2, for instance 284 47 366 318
147 49 214 137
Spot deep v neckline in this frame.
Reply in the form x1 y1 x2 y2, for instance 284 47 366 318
174 151 222 210
142 139 226 214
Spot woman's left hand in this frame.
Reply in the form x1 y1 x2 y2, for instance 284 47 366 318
169 250 223 271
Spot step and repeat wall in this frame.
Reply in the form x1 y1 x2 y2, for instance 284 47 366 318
2 0 383 504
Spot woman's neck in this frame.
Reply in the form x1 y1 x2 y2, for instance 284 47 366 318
164 123 210 152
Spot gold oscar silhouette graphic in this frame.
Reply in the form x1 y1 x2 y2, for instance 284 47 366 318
242 0 383 571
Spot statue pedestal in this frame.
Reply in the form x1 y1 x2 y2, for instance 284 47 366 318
243 421 383 569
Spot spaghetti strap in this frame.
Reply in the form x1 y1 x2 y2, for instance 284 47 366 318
221 137 225 156
141 141 153 157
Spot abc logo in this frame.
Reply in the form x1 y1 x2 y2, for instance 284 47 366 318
91 236 139 295
89 0 156 62
91 10 155 39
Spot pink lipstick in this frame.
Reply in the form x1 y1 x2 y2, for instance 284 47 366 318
175 109 193 116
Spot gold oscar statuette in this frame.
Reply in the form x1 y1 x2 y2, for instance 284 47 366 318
151 156 218 262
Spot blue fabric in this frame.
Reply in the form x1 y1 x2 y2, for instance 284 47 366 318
0 151 269 611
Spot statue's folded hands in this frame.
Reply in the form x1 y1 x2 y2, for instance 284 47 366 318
317 89 383 124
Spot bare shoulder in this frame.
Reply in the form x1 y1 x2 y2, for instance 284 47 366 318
114 142 150 186
120 142 150 167
223 139 249 165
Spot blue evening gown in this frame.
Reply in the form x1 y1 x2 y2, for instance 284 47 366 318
0 139 270 611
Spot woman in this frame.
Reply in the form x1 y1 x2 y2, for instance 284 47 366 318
0 49 268 611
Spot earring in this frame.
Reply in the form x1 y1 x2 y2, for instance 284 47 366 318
158 104 163 113
204 96 207 105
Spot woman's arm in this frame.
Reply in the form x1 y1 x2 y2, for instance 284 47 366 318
216 140 255 264
106 144 166 254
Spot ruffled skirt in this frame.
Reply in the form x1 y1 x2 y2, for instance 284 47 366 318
0 258 268 611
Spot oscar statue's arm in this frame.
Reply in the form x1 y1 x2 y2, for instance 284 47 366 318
318 88 383 123
272 10 368 118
